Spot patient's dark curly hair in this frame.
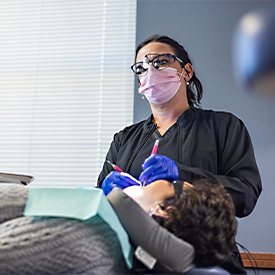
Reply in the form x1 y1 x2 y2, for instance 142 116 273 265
162 179 237 267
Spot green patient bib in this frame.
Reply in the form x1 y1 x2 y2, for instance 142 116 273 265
24 186 133 268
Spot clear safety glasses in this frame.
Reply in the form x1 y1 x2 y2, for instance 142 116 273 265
131 53 184 77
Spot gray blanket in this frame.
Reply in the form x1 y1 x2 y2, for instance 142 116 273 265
0 184 128 274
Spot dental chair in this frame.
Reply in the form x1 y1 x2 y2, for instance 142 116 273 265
0 183 230 275
185 267 229 275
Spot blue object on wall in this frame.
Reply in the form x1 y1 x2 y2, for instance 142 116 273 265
233 5 275 94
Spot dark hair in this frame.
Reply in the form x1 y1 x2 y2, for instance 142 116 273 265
135 34 203 107
162 179 237 267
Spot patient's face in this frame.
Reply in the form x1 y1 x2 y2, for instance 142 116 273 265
151 204 167 218
151 181 193 220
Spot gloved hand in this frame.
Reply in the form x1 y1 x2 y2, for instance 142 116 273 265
139 154 178 185
101 171 142 195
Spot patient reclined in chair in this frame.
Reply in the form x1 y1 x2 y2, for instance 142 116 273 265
0 182 233 274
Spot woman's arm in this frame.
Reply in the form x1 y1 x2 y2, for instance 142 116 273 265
97 133 120 187
107 186 195 273
177 116 262 218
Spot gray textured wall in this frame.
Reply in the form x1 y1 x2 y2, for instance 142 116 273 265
134 0 275 253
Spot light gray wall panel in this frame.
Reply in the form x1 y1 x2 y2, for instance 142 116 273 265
134 0 275 252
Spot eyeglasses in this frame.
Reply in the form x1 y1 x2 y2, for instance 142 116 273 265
131 53 184 76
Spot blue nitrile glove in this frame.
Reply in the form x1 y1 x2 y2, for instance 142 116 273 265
101 171 142 196
139 154 179 185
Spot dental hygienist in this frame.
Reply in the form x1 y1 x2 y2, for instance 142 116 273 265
97 34 262 274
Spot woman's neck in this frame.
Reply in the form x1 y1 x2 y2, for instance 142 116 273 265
152 103 190 135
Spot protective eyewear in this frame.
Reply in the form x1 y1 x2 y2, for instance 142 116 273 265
131 53 184 76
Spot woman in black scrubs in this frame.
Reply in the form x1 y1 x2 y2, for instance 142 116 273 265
97 34 262 274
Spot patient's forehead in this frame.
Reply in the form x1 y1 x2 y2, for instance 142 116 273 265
183 182 193 189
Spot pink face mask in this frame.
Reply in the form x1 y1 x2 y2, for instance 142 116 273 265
138 67 181 104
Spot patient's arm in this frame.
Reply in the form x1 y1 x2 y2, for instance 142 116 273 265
107 187 195 273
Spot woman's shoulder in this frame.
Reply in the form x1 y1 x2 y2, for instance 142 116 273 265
195 107 243 125
121 119 148 131
115 116 152 139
